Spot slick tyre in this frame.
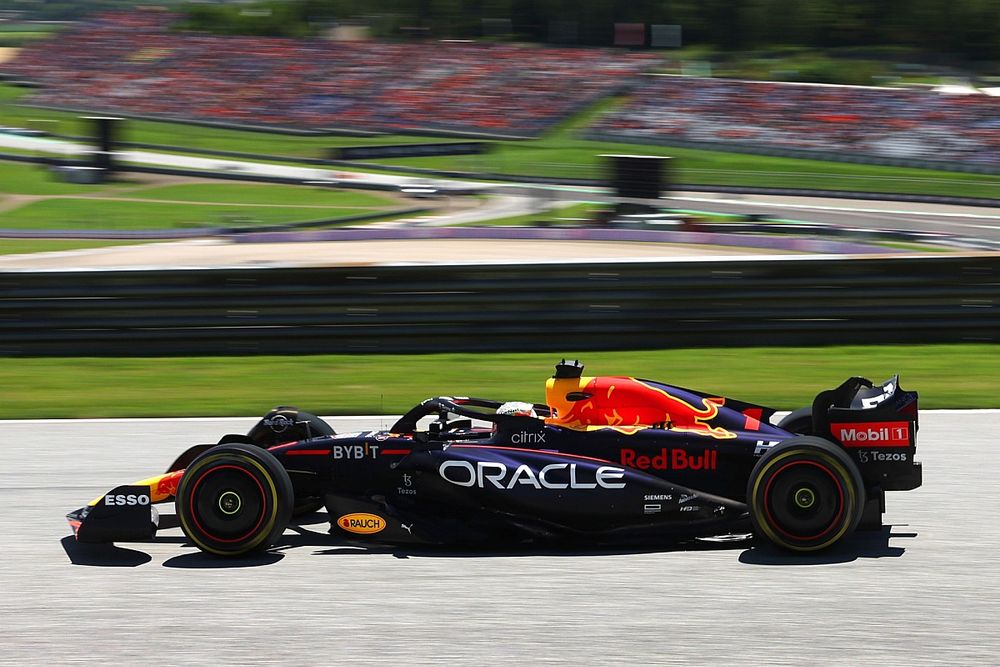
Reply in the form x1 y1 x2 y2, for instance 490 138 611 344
748 436 864 552
177 443 293 557
776 407 813 435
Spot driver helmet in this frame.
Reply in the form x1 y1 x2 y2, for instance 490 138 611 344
496 401 537 418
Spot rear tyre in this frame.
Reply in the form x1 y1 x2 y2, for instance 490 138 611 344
748 436 864 552
777 407 813 435
177 443 293 557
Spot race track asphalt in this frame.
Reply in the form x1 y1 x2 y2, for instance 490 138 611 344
1 412 997 665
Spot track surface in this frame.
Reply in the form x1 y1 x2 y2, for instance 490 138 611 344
535 185 1000 242
1 412 997 665
664 191 1000 241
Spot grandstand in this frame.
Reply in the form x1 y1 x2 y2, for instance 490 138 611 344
588 76 1000 168
3 11 658 137
4 10 997 171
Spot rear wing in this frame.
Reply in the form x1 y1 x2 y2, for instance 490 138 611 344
812 375 921 491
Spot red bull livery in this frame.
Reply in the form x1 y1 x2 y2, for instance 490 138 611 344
66 360 922 557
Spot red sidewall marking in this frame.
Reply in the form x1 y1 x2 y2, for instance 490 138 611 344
188 464 267 544
763 459 845 541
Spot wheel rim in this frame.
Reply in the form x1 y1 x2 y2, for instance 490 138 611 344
218 490 242 515
793 486 816 509
189 464 267 544
764 460 844 541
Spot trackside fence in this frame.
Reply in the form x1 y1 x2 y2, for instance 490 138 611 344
0 255 997 356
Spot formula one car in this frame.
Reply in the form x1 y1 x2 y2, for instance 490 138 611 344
67 360 922 556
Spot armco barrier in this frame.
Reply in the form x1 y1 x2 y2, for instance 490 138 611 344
0 255 996 356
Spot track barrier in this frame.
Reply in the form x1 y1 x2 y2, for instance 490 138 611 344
1 254 996 356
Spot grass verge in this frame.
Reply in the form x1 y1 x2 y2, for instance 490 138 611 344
0 199 377 229
123 183 392 207
0 161 402 229
0 345 995 419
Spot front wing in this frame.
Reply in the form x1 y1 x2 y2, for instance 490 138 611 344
68 470 182 543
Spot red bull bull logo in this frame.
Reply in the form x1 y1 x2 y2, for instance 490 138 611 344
156 470 184 498
545 376 735 439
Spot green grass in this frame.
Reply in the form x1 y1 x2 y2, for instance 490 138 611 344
0 161 395 206
0 199 375 229
368 136 1000 200
0 33 52 47
0 161 108 195
0 239 163 255
0 345 995 418
126 183 393 207
0 24 61 34
3 83 997 201
0 160 402 229
0 83 31 104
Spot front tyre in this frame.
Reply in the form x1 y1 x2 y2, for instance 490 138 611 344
177 443 293 557
748 436 864 552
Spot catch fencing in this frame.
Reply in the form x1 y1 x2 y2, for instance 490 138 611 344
0 254 996 356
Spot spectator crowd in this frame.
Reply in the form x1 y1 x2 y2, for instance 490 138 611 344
6 11 996 168
4 11 657 136
589 76 1000 168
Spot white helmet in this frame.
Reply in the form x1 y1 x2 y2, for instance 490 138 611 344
496 401 537 418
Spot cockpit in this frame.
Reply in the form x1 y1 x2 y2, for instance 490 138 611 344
388 396 549 444
387 359 749 445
